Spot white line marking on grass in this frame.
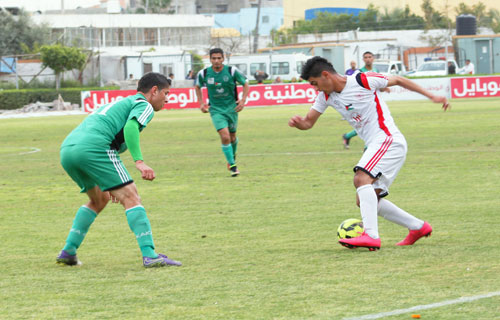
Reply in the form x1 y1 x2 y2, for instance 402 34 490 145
242 148 500 157
19 147 41 155
154 147 500 160
343 291 500 320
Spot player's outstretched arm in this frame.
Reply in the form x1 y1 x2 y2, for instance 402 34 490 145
387 76 450 111
288 109 322 130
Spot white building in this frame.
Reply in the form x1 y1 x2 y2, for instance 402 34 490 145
31 14 214 50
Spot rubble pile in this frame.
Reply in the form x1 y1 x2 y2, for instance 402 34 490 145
0 95 79 115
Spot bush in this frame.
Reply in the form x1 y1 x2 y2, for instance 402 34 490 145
0 87 119 110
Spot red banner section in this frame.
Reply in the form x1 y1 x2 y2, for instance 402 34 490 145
451 76 500 99
81 83 317 113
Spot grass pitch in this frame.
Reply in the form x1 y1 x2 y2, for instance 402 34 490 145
0 99 499 319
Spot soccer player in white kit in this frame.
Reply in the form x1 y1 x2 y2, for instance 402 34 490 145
289 56 450 250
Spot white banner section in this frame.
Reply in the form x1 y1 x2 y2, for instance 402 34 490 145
379 78 451 101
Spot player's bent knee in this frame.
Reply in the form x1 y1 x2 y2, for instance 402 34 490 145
110 183 142 209
88 197 109 213
353 170 375 188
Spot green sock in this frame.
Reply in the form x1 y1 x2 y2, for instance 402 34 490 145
231 138 238 159
62 206 97 255
126 206 158 258
345 129 358 139
222 144 235 165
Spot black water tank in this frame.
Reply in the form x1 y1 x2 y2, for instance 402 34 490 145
456 14 476 35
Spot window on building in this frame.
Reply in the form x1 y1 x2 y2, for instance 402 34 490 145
144 28 157 46
262 16 269 23
216 4 228 13
251 3 258 7
297 61 305 75
229 63 247 75
143 63 153 74
271 62 289 75
250 63 267 75
160 63 174 77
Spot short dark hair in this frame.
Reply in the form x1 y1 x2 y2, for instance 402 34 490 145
363 51 373 57
300 56 336 80
137 72 170 93
465 59 471 62
209 48 224 57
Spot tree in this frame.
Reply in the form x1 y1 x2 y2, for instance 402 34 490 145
190 52 204 75
488 8 500 33
271 3 428 45
379 6 425 30
0 10 50 56
356 4 379 30
421 0 449 29
455 2 492 28
141 0 172 13
40 45 87 90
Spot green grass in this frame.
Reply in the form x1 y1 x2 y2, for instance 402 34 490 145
0 99 499 319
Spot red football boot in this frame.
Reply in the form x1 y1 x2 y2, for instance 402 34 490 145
396 221 432 246
339 232 381 251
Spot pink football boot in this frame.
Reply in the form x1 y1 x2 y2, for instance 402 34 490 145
339 232 381 251
396 221 432 246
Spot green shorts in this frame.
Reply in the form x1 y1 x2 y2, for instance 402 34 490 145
60 144 133 193
211 111 238 133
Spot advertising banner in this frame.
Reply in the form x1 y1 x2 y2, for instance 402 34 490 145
81 88 200 113
81 83 318 113
450 76 500 99
379 78 451 101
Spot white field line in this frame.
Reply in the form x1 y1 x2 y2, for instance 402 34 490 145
19 147 41 155
0 110 85 119
154 148 500 159
342 290 500 320
0 147 41 157
241 148 500 157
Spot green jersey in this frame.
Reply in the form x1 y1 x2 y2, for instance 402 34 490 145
359 66 379 73
196 65 247 113
62 93 154 152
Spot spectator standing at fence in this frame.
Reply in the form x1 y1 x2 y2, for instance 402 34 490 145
448 61 456 75
345 61 358 76
254 70 269 84
186 70 195 80
461 59 475 75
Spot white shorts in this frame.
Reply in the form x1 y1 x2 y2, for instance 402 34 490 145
354 133 407 197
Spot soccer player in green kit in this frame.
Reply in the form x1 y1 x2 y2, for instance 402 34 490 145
56 72 182 268
195 48 250 176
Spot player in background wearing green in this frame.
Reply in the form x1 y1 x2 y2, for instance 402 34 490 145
342 51 390 149
195 48 250 176
56 72 182 268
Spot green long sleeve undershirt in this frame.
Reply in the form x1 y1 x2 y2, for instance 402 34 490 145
123 118 143 161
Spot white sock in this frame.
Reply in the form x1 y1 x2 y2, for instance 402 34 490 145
377 199 424 230
357 184 379 239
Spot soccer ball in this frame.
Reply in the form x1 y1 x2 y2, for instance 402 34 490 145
337 218 364 240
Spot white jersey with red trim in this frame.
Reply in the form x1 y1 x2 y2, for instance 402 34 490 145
311 72 401 146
